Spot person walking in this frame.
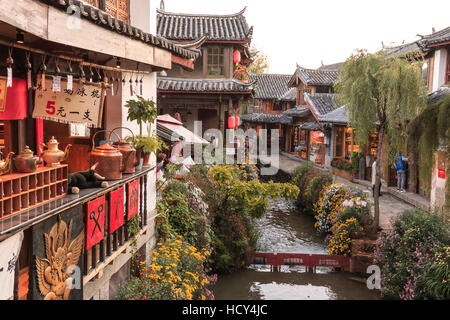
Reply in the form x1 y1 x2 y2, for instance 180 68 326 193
395 154 408 193
371 159 382 197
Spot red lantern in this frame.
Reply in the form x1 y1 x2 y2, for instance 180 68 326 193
233 50 241 64
228 117 235 129
235 115 240 127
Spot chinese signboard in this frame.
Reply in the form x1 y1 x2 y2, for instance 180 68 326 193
127 180 140 221
33 78 105 128
86 196 105 250
109 187 125 233
437 151 446 180
0 77 7 112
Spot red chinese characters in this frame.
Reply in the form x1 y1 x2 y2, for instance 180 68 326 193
127 180 139 220
86 196 105 250
109 187 125 233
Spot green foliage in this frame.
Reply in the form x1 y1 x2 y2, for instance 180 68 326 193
408 95 450 192
132 135 165 155
246 45 270 74
292 163 333 216
335 50 427 165
351 152 363 174
375 209 449 300
125 96 158 135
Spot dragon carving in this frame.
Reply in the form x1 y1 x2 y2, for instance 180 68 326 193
35 219 84 300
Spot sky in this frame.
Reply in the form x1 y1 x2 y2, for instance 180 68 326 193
150 0 450 75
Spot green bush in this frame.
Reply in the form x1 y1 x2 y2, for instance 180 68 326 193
374 209 449 300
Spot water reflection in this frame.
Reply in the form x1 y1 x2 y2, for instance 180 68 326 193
213 199 381 300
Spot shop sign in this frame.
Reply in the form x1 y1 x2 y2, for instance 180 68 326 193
109 187 125 233
86 196 105 250
437 152 446 180
127 180 140 221
33 78 105 128
0 77 7 112
438 170 445 179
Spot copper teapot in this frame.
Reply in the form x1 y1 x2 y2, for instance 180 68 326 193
39 136 71 167
14 146 43 173
90 130 123 181
111 127 137 174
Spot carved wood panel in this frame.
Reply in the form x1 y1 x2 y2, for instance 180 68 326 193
82 0 99 7
105 0 130 24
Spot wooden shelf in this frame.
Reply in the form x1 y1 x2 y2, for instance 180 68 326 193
0 165 68 220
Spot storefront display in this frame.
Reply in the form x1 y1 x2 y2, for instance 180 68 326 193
90 131 123 181
39 137 71 167
309 130 325 165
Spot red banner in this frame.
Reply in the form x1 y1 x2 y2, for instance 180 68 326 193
127 180 139 221
86 196 105 250
109 188 125 233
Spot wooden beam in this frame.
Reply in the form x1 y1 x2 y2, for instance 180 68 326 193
171 54 194 70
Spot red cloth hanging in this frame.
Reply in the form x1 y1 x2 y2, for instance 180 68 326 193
0 78 27 120
228 117 235 129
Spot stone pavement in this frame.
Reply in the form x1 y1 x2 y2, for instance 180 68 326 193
276 152 415 231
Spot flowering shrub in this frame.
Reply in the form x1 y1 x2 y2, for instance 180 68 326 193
374 209 449 300
314 184 349 233
319 191 372 256
331 158 352 172
327 217 362 256
117 237 216 300
292 164 333 216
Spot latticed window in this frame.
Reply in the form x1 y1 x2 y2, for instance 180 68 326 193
208 47 225 76
82 0 130 24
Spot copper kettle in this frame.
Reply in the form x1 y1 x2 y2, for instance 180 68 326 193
110 127 137 174
90 130 123 181
14 146 43 173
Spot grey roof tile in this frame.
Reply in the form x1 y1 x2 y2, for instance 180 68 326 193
249 74 292 100
428 86 450 104
300 122 323 131
241 113 292 124
157 77 255 93
283 106 311 117
318 105 349 124
280 88 297 102
157 8 251 42
290 66 339 87
304 93 342 116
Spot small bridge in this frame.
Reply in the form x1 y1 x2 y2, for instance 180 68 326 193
250 252 350 272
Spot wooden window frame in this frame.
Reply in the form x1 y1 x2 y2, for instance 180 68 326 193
446 48 450 84
207 47 225 76
334 126 346 159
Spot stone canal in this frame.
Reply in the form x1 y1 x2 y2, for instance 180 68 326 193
213 199 381 300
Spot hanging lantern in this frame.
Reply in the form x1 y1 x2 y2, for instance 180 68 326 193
233 50 241 64
235 115 240 127
228 117 235 129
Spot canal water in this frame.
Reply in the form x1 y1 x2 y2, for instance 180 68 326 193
213 199 380 300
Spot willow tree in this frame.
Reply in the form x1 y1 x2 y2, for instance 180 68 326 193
335 50 427 232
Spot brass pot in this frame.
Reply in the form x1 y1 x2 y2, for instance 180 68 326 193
90 130 123 181
0 152 15 176
14 146 42 173
111 127 137 174
39 136 71 167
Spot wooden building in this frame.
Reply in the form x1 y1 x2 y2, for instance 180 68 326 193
0 0 199 300
241 73 295 148
156 4 256 137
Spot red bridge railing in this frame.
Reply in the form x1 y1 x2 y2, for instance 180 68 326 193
250 252 350 271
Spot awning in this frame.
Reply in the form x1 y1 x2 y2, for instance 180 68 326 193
157 115 209 145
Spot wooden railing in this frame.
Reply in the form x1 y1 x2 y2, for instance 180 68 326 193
83 172 148 276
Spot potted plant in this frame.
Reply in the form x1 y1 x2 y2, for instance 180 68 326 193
125 96 159 167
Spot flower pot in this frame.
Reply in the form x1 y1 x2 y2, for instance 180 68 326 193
143 153 151 166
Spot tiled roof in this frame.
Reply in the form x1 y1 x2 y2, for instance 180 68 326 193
428 86 450 104
280 88 297 102
290 66 339 87
156 7 252 42
241 113 292 125
304 93 342 117
318 106 349 124
41 0 200 60
249 74 292 100
283 106 310 117
421 26 450 47
157 77 255 93
317 62 343 72
385 26 450 56
300 122 323 131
